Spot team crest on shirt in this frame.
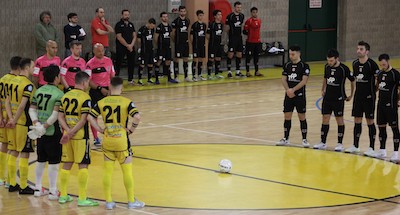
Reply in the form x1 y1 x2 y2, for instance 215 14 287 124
27 85 33 92
356 74 364 81
327 77 336 84
379 82 386 89
305 69 310 74
288 73 298 81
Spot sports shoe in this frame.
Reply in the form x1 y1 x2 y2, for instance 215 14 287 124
34 187 49 197
246 72 253 77
155 80 160 85
128 199 145 209
389 152 399 163
334 143 345 152
302 139 310 148
129 80 135 85
78 198 99 207
199 75 207 81
4 182 10 189
208 75 216 80
192 77 198 82
375 149 387 159
106 201 116 210
168 79 178 84
185 77 193 82
227 73 233 78
147 80 154 85
19 186 35 195
137 80 144 86
255 72 264 77
8 184 19 192
174 78 180 83
58 195 73 204
313 142 327 150
215 74 224 79
345 145 360 154
236 72 246 78
94 138 101 147
363 147 376 157
48 191 59 200
276 138 289 146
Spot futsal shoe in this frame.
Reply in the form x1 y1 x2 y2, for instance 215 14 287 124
390 152 399 163
313 142 327 150
184 77 193 82
192 77 198 82
345 145 360 154
276 138 289 146
199 75 207 81
147 80 154 85
255 72 264 77
34 187 49 197
168 79 178 84
215 74 224 79
227 72 233 78
128 199 145 209
137 80 144 86
48 191 59 200
19 186 35 195
374 149 387 159
363 147 376 157
235 72 246 78
58 195 73 204
105 201 116 210
334 143 345 152
302 139 310 148
8 184 19 192
78 198 99 207
155 80 160 85
246 72 253 77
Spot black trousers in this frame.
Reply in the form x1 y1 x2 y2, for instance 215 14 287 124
115 46 136 81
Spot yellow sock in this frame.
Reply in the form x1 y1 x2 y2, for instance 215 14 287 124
7 155 17 186
19 157 29 189
103 161 114 202
0 151 6 181
78 168 88 201
121 163 135 202
59 169 70 197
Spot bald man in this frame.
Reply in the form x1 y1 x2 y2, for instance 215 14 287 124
85 43 115 146
33 40 61 88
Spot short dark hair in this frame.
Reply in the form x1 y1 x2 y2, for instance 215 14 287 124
179 6 186 11
160 11 168 17
110 76 124 87
43 65 60 83
75 71 90 85
67 12 77 21
148 18 156 24
234 1 242 7
40 11 51 22
121 9 129 14
95 7 103 13
213 9 221 17
358 41 370 51
196 10 204 16
327 48 339 58
10 56 22 70
69 40 82 48
378 53 390 61
19 58 33 70
289 45 301 52
250 7 258 12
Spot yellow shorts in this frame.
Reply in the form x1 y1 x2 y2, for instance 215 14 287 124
62 139 91 164
0 127 7 143
103 148 133 164
8 125 34 153
6 126 16 148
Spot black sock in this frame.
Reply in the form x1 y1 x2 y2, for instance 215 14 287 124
379 127 387 149
215 61 220 75
300 120 307 140
227 58 231 72
368 124 376 149
321 124 329 143
174 62 179 78
192 61 197 78
183 62 188 78
198 62 203 76
207 61 213 76
235 57 241 72
147 66 153 81
284 120 291 140
353 123 362 148
154 66 160 82
246 56 251 73
255 64 259 73
138 66 143 80
164 64 171 80
338 125 345 144
392 126 400 151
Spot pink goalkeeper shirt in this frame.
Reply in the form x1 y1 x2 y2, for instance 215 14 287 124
60 56 86 87
34 55 61 86
85 56 115 87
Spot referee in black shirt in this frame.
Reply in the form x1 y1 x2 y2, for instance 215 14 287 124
115 9 137 84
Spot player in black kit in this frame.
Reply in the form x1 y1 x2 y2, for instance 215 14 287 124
190 10 207 82
207 10 224 80
225 1 245 78
314 49 355 151
277 45 310 148
172 6 190 82
345 41 379 155
375 54 400 163
137 18 156 85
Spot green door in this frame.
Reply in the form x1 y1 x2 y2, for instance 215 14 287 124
288 0 338 61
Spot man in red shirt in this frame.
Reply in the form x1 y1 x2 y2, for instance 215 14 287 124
91 7 114 57
243 7 263 77
33 40 61 88
60 41 87 92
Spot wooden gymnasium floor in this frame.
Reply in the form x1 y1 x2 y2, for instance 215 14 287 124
1 59 400 215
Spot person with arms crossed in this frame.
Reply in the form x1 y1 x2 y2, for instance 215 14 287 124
91 7 114 57
33 40 61 88
277 45 310 147
60 40 87 92
58 71 99 206
63 12 86 58
88 77 144 210
314 49 355 151
243 7 263 77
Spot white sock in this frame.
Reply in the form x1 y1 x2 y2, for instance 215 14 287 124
35 162 46 190
394 151 398 156
48 164 59 194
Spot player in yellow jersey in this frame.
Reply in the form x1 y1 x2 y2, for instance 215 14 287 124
0 56 21 187
5 58 36 194
57 71 99 206
88 77 144 210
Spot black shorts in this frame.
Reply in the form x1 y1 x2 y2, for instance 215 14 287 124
245 42 261 56
377 104 398 126
228 37 243 52
22 135 34 153
175 42 189 58
352 97 376 119
37 133 62 164
89 87 108 105
138 51 156 65
208 44 223 59
157 46 172 62
192 44 206 58
283 96 306 113
322 100 345 116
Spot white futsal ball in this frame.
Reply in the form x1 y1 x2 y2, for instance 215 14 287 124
219 159 232 173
